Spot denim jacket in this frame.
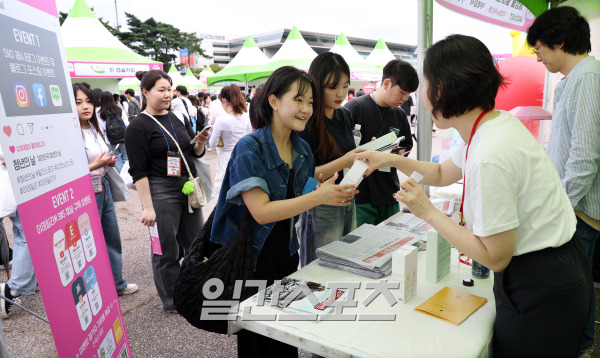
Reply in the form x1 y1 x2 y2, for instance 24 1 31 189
210 125 315 268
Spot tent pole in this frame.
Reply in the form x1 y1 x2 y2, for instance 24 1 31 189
416 0 434 195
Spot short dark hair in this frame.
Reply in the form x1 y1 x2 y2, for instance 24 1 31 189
175 85 189 95
382 60 419 93
250 66 315 130
424 34 505 119
527 6 591 55
125 88 135 96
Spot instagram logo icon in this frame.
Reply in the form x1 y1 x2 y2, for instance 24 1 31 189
14 82 30 107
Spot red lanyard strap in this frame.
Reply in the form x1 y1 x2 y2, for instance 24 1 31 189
459 109 490 226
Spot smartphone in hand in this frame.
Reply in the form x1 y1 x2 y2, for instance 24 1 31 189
190 125 213 144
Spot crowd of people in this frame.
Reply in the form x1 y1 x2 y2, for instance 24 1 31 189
0 5 598 357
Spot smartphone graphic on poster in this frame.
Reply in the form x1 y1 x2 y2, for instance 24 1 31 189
65 220 85 273
52 229 75 286
78 213 97 262
71 276 93 331
84 265 102 316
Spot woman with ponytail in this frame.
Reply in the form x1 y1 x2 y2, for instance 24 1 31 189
208 84 253 194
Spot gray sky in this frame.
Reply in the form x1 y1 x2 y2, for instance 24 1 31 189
56 0 518 55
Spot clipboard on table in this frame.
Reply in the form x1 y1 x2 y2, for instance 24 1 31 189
414 286 487 326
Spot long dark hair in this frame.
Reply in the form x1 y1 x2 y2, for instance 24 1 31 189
249 66 314 130
136 70 172 112
308 52 350 162
73 82 105 144
99 91 122 120
220 84 247 115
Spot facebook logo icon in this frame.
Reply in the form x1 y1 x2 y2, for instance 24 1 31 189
32 84 47 107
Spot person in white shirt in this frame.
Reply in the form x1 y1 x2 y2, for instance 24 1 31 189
356 34 591 357
208 84 252 194
171 85 196 123
73 83 138 297
208 93 225 125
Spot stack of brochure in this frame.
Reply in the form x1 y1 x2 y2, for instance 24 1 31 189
254 277 348 320
316 224 419 278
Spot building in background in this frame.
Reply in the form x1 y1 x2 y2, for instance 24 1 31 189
188 29 416 69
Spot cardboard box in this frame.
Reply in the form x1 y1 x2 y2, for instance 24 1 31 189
391 245 418 303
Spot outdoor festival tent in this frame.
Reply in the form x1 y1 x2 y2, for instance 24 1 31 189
366 39 396 69
118 77 140 96
207 36 269 85
246 26 318 82
329 33 382 82
61 0 162 92
167 65 185 88
181 69 204 94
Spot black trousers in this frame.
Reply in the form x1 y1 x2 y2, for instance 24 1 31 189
493 237 592 358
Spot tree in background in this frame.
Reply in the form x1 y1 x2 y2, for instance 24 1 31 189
116 13 209 71
59 10 209 71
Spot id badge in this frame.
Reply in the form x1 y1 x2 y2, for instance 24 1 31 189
91 175 103 193
167 151 181 177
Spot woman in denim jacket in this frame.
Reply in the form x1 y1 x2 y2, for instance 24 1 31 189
210 67 358 357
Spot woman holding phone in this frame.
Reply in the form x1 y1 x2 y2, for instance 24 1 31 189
125 70 208 312
74 82 137 296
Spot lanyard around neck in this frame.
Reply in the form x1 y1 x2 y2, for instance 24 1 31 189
459 109 490 226
147 110 179 151
371 93 385 129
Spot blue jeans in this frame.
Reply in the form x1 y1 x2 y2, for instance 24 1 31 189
575 217 600 352
95 176 128 291
7 211 37 295
149 175 204 309
109 143 128 174
298 200 356 267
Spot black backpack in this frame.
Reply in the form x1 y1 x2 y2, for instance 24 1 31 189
105 112 126 145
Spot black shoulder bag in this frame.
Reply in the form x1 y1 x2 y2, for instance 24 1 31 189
173 135 264 334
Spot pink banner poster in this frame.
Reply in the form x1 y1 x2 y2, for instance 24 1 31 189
17 175 132 358
17 0 58 17
436 0 536 32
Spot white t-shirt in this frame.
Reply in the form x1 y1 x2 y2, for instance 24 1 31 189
172 97 196 118
208 99 225 125
451 111 576 255
208 113 252 151
82 127 109 177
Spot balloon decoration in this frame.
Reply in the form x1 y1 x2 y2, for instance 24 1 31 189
495 55 546 139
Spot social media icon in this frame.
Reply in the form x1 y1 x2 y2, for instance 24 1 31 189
49 85 62 106
32 84 47 107
14 82 30 107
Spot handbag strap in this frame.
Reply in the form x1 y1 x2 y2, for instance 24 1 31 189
143 111 196 180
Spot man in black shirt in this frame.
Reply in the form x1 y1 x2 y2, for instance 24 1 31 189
344 59 418 226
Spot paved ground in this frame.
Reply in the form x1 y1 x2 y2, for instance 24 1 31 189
1 129 599 357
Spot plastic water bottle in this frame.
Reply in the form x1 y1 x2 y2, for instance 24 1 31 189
472 260 490 279
353 124 362 147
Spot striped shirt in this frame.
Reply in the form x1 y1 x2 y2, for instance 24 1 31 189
547 55 600 221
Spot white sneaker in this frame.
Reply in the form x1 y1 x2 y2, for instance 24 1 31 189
117 283 138 296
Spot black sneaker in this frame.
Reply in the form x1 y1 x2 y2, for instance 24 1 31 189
0 283 15 319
